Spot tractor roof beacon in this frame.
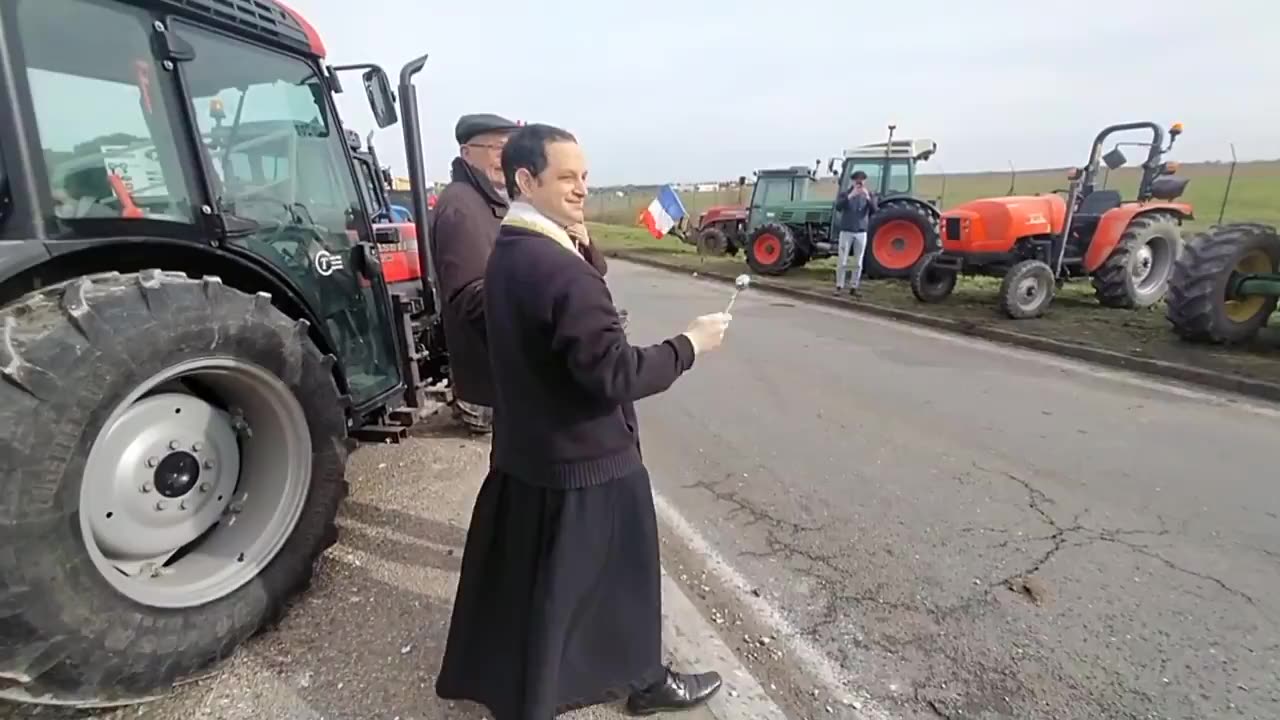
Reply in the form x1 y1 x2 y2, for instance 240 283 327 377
742 125 941 278
914 121 1192 319
0 0 447 707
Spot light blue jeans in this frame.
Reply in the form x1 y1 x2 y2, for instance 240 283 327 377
836 231 868 290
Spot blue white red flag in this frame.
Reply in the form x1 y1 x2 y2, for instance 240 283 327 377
638 185 686 239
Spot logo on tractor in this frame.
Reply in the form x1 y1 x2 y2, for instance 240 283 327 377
314 250 345 276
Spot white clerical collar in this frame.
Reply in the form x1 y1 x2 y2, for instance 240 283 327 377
502 201 581 258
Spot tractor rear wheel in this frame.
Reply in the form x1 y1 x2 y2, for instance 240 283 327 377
999 260 1057 319
866 203 939 279
746 223 798 275
1165 223 1280 343
0 271 348 706
910 251 958 303
1092 213 1183 308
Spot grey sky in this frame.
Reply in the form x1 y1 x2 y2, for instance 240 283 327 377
296 0 1279 187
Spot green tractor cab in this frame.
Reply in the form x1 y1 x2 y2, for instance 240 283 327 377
743 127 941 277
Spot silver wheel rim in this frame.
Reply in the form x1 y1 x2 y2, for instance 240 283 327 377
1016 273 1048 310
79 357 312 609
1132 237 1173 295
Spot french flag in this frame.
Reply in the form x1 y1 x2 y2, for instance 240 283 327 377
638 185 687 239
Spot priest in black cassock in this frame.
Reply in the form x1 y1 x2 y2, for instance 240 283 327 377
434 123 732 719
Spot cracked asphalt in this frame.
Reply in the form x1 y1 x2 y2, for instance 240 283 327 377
609 260 1280 720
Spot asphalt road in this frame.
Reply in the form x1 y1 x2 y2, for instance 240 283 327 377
608 260 1279 720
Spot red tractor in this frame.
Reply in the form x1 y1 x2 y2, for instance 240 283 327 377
670 204 749 255
911 121 1192 318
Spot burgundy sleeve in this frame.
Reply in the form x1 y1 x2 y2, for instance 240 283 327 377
549 265 695 404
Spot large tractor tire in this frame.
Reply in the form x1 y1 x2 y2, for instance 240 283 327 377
1166 223 1280 344
866 202 939 279
746 222 798 275
910 251 958 303
0 270 348 707
1092 213 1184 308
999 259 1057 319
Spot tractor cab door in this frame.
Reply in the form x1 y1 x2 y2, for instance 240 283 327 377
747 176 795 231
172 22 402 406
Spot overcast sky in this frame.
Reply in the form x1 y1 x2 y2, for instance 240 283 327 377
294 0 1279 187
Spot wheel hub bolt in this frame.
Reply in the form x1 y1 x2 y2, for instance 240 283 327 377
192 442 204 453
179 501 188 511
199 482 211 493
203 459 214 470
140 483 152 493
155 500 167 511
169 440 182 450
146 456 159 468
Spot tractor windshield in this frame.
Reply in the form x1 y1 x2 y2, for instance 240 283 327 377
14 0 195 229
843 159 912 195
175 20 369 244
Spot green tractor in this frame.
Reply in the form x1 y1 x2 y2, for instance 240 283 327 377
743 126 941 277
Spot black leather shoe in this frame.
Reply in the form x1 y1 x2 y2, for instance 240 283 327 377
626 668 722 715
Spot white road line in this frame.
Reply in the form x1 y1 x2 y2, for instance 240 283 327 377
661 568 784 719
654 491 897 720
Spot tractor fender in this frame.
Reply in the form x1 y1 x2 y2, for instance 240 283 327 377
879 195 940 222
1083 203 1193 273
0 238 344 388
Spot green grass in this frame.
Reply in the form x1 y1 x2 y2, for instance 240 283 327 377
587 160 1280 234
589 221 1280 386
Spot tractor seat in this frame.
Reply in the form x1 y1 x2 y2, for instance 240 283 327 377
1074 190 1123 218
1150 175 1190 201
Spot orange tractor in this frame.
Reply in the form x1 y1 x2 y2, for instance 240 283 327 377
911 122 1192 318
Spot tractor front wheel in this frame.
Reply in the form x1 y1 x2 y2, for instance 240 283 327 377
866 203 939 279
1000 260 1057 319
1166 223 1280 343
910 251 958 303
1092 213 1183 308
0 271 348 706
694 226 730 256
746 223 798 275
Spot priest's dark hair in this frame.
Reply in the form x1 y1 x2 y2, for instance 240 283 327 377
501 123 578 200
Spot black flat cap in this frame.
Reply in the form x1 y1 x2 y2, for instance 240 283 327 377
455 113 521 144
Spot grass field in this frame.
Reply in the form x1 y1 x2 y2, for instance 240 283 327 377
589 221 1280 386
587 160 1280 234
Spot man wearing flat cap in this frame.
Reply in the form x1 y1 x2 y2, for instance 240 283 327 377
429 114 521 433
431 114 613 433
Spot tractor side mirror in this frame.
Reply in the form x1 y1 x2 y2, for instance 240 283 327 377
828 158 838 175
738 175 747 187
1102 147 1127 170
362 68 399 128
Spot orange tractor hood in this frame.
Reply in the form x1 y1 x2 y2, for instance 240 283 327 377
940 195 1066 253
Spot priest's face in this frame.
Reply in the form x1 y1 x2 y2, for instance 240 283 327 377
521 140 588 227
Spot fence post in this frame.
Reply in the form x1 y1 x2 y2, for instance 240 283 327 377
1217 143 1238 226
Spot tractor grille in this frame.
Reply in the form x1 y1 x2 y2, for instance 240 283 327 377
944 217 962 241
777 211 796 222
806 211 824 223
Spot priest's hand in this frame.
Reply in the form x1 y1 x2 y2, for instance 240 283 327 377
684 312 732 355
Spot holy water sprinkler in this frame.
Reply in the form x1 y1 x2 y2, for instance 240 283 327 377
725 274 751 313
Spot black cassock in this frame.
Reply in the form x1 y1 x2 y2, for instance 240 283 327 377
435 219 695 719
434 465 664 718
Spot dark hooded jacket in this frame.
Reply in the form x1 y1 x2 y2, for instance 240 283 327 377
429 157 608 405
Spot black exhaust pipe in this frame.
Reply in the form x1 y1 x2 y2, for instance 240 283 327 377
397 54 437 315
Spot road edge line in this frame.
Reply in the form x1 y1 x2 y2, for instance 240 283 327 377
608 250 1280 404
654 492 896 720
660 568 787 719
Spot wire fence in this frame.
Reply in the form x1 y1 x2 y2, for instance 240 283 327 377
587 155 1279 234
